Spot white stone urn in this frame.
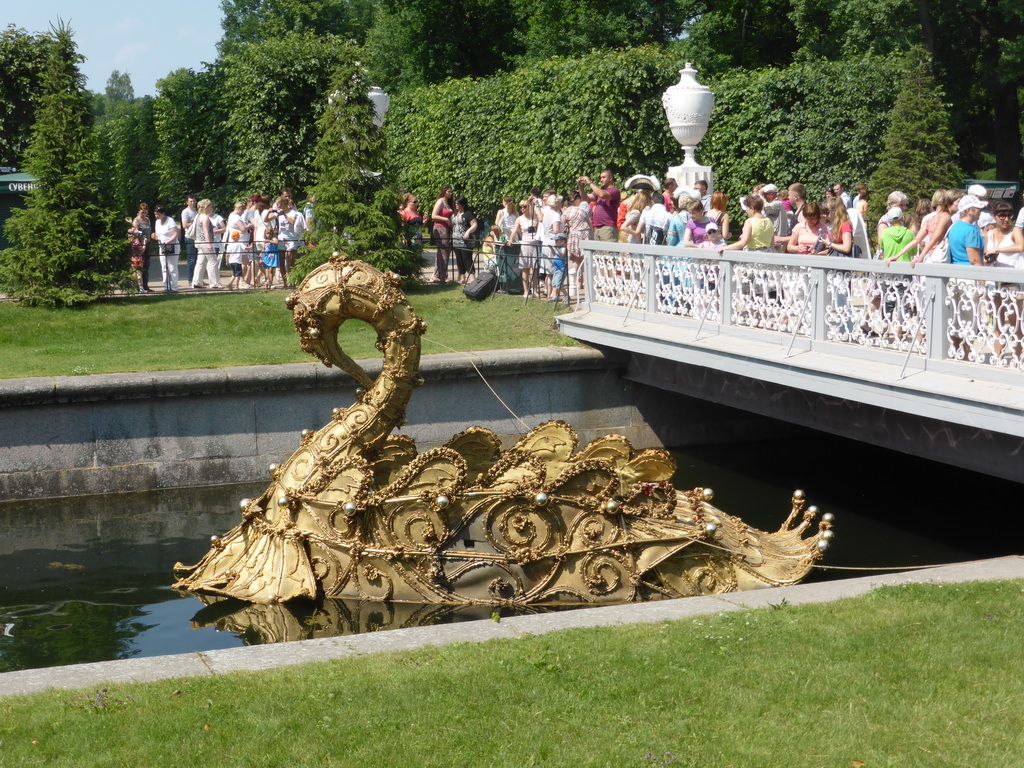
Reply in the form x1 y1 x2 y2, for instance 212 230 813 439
662 63 714 167
368 86 390 128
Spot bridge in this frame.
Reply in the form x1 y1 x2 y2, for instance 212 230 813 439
556 241 1024 483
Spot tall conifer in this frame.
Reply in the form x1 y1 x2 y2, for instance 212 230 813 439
869 48 962 221
292 56 419 283
0 23 131 306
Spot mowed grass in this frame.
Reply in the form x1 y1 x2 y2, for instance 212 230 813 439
1 580 1022 768
0 283 577 379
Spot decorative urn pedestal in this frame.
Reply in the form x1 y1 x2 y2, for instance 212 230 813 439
663 63 714 197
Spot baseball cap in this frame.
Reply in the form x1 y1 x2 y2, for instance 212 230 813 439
957 194 987 213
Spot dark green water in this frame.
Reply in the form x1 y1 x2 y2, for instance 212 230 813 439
1 431 1019 673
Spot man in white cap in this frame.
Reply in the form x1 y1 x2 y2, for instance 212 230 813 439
948 195 987 265
965 183 994 232
760 184 790 251
966 183 988 200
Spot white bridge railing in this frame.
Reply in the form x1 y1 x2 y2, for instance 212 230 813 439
580 241 1024 374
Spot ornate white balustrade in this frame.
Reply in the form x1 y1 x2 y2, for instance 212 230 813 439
580 241 1024 372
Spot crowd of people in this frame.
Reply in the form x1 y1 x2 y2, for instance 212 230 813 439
127 176 1024 299
127 190 314 292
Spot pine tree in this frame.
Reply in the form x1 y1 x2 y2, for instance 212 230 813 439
292 54 420 283
0 23 132 307
868 47 963 222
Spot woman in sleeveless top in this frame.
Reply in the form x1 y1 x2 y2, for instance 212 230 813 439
430 185 454 284
707 191 731 240
495 197 517 241
722 195 773 252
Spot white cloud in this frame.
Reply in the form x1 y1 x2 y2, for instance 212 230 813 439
114 42 147 69
113 18 145 36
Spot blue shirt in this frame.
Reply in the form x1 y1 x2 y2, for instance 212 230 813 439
947 220 983 265
667 212 690 246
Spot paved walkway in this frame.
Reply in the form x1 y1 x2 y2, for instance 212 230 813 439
1 556 1021 698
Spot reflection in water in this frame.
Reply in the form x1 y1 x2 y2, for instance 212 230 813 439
1 433 1020 672
190 594 550 645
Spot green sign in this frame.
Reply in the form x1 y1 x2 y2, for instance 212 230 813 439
0 173 39 195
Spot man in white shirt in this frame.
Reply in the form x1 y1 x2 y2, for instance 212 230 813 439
761 184 790 252
833 182 852 209
151 206 180 292
639 194 671 245
695 179 711 212
180 196 198 284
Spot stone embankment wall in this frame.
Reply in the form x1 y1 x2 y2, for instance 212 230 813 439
0 347 774 502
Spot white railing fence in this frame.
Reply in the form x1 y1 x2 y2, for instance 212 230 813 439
581 241 1024 372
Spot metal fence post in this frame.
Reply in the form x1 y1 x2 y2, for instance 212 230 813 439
720 259 733 328
646 251 659 319
812 266 828 342
923 274 947 363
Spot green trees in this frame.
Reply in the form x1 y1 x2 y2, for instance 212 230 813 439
0 26 56 167
868 49 962 220
384 47 683 212
0 24 131 307
219 0 375 48
364 0 520 92
96 96 160 216
152 67 233 208
221 33 354 195
297 56 416 281
701 56 907 200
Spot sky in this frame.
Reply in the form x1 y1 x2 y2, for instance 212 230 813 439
6 1 224 97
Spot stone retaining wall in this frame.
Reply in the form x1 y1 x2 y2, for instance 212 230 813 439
0 347 776 502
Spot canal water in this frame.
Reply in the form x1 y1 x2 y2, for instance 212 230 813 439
1 430 1020 673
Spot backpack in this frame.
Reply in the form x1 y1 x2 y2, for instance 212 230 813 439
645 224 667 246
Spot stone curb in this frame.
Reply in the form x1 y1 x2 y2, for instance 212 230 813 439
1 556 1021 698
0 347 604 408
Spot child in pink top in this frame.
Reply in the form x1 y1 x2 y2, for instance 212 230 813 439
700 222 727 252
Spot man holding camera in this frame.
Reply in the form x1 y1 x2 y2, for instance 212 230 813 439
577 169 620 242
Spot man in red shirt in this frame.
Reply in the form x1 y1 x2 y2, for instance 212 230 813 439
577 169 621 242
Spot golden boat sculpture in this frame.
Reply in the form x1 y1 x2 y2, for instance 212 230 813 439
174 254 833 605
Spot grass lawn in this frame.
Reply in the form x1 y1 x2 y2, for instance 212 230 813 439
0 283 577 379
1 580 1021 768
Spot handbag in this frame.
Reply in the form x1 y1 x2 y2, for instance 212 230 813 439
184 215 198 240
925 238 950 264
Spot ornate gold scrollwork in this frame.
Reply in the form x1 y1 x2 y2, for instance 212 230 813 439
174 256 831 606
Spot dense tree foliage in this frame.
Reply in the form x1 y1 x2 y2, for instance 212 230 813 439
0 26 56 167
383 47 687 211
152 67 234 208
364 0 520 91
220 32 353 197
382 49 924 215
0 24 131 306
96 96 160 216
104 70 135 105
701 55 908 201
219 0 375 48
